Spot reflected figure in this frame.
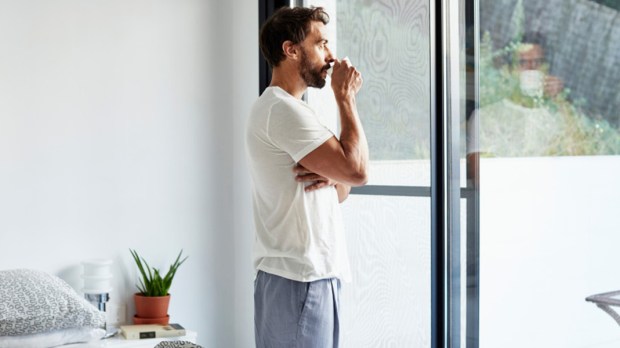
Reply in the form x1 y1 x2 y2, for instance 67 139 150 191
515 32 563 99
468 31 567 158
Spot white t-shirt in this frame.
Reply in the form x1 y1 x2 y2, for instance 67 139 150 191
245 86 351 282
467 98 564 157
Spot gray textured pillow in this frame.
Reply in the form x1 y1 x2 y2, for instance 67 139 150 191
0 269 106 336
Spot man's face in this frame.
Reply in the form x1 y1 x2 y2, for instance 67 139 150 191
516 44 545 71
298 21 334 89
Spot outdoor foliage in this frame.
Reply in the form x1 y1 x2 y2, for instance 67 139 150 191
478 31 620 156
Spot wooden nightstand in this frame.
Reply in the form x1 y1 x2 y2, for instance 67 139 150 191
66 330 198 348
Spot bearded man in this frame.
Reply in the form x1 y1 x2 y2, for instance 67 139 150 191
245 6 369 348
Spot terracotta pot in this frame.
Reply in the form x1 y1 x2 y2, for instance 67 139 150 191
133 314 169 325
134 293 170 323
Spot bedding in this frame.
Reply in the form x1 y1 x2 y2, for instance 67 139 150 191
0 327 105 348
0 269 106 336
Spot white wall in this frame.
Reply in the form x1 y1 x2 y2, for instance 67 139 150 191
231 0 259 347
0 1 257 347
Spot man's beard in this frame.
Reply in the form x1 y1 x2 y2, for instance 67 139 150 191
299 48 330 89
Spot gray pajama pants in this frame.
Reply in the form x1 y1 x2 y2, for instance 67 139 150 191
254 270 341 348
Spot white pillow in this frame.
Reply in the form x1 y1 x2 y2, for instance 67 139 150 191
0 327 105 348
0 269 106 336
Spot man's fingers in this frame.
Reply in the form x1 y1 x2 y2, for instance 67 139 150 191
293 164 310 175
304 181 329 192
293 164 336 191
296 174 324 182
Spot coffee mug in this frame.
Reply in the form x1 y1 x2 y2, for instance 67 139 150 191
519 70 544 98
327 56 350 77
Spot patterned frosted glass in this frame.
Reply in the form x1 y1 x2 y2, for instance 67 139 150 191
341 195 431 348
306 1 433 346
306 0 431 186
337 0 430 162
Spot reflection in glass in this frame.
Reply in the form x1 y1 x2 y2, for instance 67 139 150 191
472 1 620 347
470 0 620 158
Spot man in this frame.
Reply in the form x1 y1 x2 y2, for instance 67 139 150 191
246 6 368 348
511 31 563 101
467 31 566 160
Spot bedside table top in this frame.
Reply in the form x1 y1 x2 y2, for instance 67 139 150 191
66 330 197 348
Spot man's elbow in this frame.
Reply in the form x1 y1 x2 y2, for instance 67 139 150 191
349 169 368 186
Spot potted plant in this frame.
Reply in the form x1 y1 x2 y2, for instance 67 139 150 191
129 249 188 325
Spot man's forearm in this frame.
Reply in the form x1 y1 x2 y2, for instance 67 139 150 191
297 60 369 187
337 96 369 185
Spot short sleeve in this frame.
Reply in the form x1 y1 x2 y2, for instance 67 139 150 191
267 100 334 162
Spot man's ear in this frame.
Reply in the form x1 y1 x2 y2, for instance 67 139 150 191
282 40 300 60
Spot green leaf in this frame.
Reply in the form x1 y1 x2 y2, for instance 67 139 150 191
129 249 188 297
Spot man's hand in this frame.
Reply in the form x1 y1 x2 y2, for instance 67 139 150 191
330 58 363 98
294 163 351 202
544 75 564 97
294 163 336 192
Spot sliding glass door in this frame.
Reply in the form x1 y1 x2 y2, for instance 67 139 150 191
260 0 465 346
259 0 619 346
470 0 620 347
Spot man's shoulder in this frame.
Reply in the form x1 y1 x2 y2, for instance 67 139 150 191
256 94 313 123
254 88 298 112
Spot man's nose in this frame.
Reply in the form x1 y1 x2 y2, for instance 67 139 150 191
325 47 335 63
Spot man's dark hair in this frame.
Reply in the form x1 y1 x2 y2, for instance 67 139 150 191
521 31 547 51
260 7 330 68
503 31 551 67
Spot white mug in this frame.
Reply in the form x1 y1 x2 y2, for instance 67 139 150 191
519 70 544 98
327 56 350 77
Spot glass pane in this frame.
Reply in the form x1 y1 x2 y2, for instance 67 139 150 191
307 0 431 187
305 0 433 346
471 0 620 158
469 0 620 347
341 195 430 347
